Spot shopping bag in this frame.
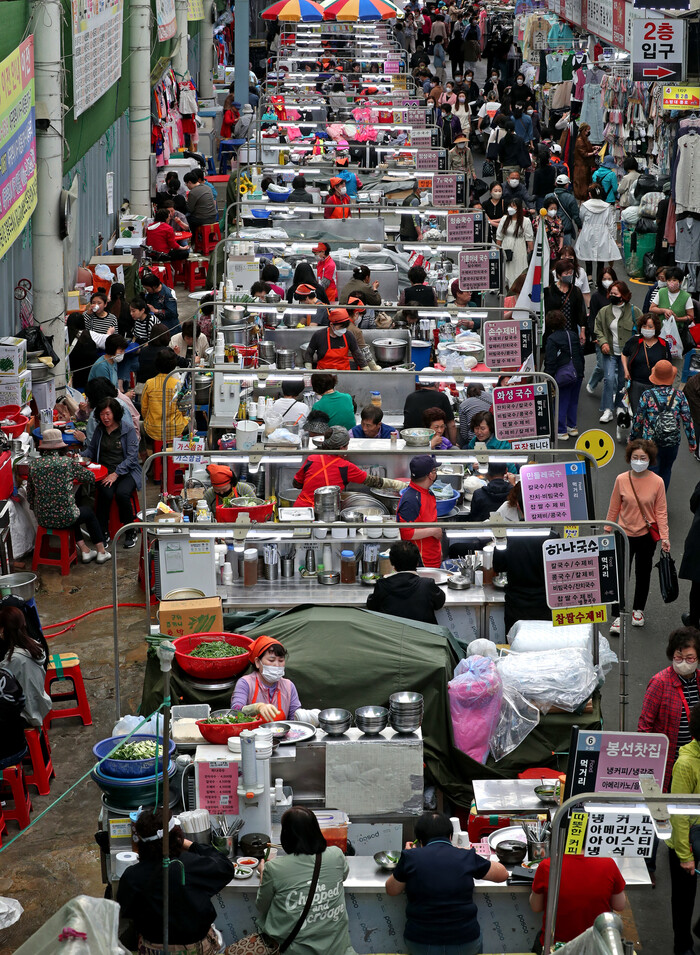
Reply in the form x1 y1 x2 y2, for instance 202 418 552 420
657 550 679 604
660 315 683 358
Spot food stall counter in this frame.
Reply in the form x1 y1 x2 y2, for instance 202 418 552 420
474 778 562 814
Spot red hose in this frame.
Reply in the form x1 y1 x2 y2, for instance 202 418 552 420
43 603 148 634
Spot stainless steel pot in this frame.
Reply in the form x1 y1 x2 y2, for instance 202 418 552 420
194 372 212 404
279 487 300 507
264 313 282 329
283 312 300 328
369 486 403 515
219 305 248 326
314 485 340 522
0 572 37 601
276 348 296 370
373 338 407 366
297 342 310 366
258 341 276 364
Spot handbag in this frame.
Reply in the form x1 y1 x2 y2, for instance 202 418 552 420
226 853 322 955
628 473 661 542
554 331 578 386
657 549 679 603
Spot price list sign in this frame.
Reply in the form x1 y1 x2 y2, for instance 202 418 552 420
447 212 484 244
458 250 501 291
411 129 433 148
569 730 669 797
483 319 533 370
196 758 240 814
384 58 400 74
492 381 550 441
584 811 655 858
406 107 426 127
520 461 590 522
542 535 619 610
416 149 440 170
432 174 457 206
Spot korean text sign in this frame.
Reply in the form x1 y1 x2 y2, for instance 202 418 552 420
570 730 669 797
520 461 589 522
493 382 550 442
458 250 502 292
543 535 619 610
447 212 485 244
0 38 37 261
484 319 534 371
584 811 654 858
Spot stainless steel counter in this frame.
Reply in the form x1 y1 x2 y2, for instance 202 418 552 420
474 779 560 814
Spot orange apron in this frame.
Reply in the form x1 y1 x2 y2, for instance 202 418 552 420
318 328 350 370
296 454 338 507
251 679 287 720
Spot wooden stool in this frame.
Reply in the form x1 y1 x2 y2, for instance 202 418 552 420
194 223 222 255
184 256 209 291
23 725 55 795
107 488 141 540
1 765 32 830
32 526 77 576
44 652 93 726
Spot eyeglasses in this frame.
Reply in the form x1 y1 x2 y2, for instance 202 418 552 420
674 654 698 663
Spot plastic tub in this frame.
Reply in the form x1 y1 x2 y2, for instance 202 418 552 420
173 632 253 678
196 716 265 744
313 810 350 851
411 340 431 371
90 761 177 808
215 501 274 524
435 492 459 517
92 735 176 778
235 420 261 451
0 414 28 438
0 405 21 418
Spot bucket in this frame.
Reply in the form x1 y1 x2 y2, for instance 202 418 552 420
0 572 37 601
411 340 431 371
237 345 258 369
235 420 261 451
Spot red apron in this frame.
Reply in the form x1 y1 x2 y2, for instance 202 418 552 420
318 328 350 370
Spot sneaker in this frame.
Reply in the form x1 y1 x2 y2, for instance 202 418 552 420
632 610 645 627
600 409 614 423
80 549 97 563
557 433 569 441
586 383 596 396
124 530 138 550
567 427 579 436
609 617 620 635
683 612 692 628
96 550 112 564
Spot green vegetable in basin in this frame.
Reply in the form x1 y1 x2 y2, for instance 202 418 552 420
201 713 257 725
111 740 163 761
189 641 247 659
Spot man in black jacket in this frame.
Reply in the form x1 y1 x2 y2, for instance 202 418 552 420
366 541 446 625
468 463 514 522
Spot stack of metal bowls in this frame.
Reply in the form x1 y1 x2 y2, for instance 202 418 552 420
389 691 424 734
354 705 389 735
318 708 353 736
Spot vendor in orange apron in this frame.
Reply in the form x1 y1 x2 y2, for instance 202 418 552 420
230 636 301 722
323 177 351 219
304 309 368 371
203 464 257 512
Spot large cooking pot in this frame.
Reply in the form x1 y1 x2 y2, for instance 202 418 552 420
219 305 248 327
314 486 340 522
276 348 296 370
0 572 37 601
279 487 300 508
239 832 271 860
283 312 300 328
369 485 403 515
264 312 282 329
373 338 407 366
194 372 212 404
258 341 276 364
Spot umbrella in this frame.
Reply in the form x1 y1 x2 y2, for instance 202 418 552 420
323 0 398 19
261 0 325 20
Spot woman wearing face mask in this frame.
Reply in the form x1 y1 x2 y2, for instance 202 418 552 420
323 177 351 219
585 266 618 395
543 260 587 345
483 182 506 235
448 134 476 179
509 71 533 107
594 280 642 423
304 309 368 371
575 184 622 283
544 308 584 440
453 91 471 135
650 267 695 350
540 200 564 259
438 82 456 109
312 242 338 303
606 439 669 634
559 246 591 307
477 91 502 133
496 197 534 290
621 313 672 412
231 636 302 723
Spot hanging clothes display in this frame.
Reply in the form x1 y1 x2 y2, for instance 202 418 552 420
152 67 187 167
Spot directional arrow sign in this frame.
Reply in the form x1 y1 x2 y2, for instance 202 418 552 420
632 20 686 85
642 66 678 79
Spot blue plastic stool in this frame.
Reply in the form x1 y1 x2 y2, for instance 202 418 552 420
218 138 245 174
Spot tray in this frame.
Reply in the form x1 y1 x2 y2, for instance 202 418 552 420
276 720 317 745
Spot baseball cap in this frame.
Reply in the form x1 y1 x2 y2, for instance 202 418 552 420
329 176 344 188
312 242 330 254
555 174 570 185
328 308 351 324
551 143 561 154
410 454 438 479
295 283 315 296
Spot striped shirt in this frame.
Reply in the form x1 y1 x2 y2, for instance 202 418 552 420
676 675 700 754
133 313 157 344
86 309 115 336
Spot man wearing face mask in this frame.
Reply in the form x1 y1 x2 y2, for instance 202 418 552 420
550 175 581 247
305 309 368 371
87 333 129 389
397 455 444 569
439 103 462 151
502 169 534 209
232 636 304 723
650 267 694 347
323 177 351 219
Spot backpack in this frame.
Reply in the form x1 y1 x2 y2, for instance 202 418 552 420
652 390 681 448
633 174 660 202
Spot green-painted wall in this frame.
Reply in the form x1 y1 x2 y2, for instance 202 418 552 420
0 1 31 60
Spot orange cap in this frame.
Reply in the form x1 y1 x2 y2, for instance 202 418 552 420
248 635 285 662
207 464 234 489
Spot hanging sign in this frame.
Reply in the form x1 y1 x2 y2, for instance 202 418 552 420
569 730 669 797
71 0 124 117
406 107 427 127
411 129 433 148
447 212 484 244
663 86 700 109
584 811 655 858
0 37 37 261
458 250 501 292
543 535 619 610
384 59 400 74
632 20 686 82
155 0 177 40
173 435 206 464
416 150 440 170
432 174 457 206
483 319 534 371
520 461 590 522
492 381 551 442
552 605 608 627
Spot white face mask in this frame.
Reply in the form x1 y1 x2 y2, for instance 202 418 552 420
261 664 285 683
114 353 124 363
547 209 557 218
630 459 649 473
517 78 524 85
674 659 698 677
508 179 519 188
458 96 466 102
491 191 502 200
641 328 656 339
334 324 349 335
658 281 667 287
507 206 516 216
338 186 347 196
527 109 534 115
602 279 613 289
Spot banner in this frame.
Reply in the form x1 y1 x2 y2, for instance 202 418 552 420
188 0 205 20
0 37 37 261
156 0 177 40
71 0 124 118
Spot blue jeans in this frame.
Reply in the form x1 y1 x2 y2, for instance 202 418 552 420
406 937 482 955
651 442 679 492
601 353 623 414
587 344 605 390
558 379 582 433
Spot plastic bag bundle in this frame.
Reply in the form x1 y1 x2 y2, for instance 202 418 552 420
507 621 618 673
490 682 540 762
497 647 599 714
448 656 503 763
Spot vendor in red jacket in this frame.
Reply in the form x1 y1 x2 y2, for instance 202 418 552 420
313 242 339 302
397 454 443 569
145 209 189 261
324 177 351 219
304 309 368 370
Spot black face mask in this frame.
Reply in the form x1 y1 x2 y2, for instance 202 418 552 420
608 295 622 304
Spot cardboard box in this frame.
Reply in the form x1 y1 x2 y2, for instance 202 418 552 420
0 338 27 377
33 379 56 412
0 370 32 409
157 596 223 639
119 214 148 238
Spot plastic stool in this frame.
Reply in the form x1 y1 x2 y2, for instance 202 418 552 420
44 652 93 727
1 765 32 829
23 725 55 795
152 441 185 493
107 489 140 541
194 223 222 255
146 262 175 289
32 526 77 576
173 257 188 287
185 257 209 291
0 805 6 845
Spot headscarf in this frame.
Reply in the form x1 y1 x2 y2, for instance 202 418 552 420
321 426 350 450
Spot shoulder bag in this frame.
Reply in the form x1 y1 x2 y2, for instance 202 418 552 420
554 331 578 386
628 472 661 542
226 852 323 955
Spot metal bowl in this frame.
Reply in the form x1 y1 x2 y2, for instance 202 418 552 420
389 692 423 706
355 706 389 735
319 708 353 736
317 571 340 585
374 850 401 871
0 572 37 601
400 428 435 447
534 785 558 805
340 505 384 523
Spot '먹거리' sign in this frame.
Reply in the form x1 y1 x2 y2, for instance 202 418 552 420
458 250 502 292
543 535 619 609
483 319 534 371
492 382 551 442
520 461 590 522
0 38 37 261
569 729 669 796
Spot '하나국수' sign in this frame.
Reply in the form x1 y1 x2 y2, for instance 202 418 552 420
542 535 619 609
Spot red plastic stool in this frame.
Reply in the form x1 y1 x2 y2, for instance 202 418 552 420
32 526 77 576
44 652 93 727
107 489 141 540
194 223 222 254
152 441 185 493
173 257 188 287
23 725 55 795
185 256 209 291
1 765 32 829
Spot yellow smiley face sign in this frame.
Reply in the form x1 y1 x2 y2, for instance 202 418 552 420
575 429 616 468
